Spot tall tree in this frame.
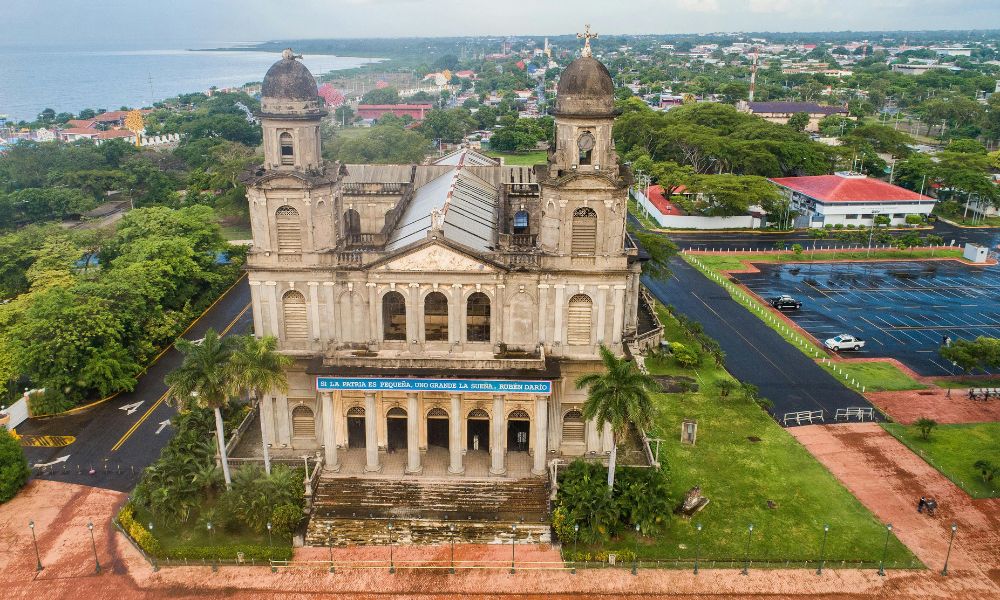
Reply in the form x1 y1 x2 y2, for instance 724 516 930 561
228 335 291 475
575 345 658 491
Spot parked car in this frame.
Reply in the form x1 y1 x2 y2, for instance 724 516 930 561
769 295 802 310
824 334 866 351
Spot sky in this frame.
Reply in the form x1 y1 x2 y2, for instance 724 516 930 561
5 0 1000 46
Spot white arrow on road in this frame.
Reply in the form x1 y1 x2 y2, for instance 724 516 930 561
33 455 70 468
119 401 144 415
155 419 171 435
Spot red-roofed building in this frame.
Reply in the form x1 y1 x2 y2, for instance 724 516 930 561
57 127 100 142
769 172 937 228
67 119 97 129
356 104 433 122
645 185 689 216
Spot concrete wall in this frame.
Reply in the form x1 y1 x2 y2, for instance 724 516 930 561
635 190 760 229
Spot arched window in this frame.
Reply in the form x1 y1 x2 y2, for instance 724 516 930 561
571 207 597 255
382 291 406 341
275 206 302 254
513 210 530 234
562 409 584 444
291 405 315 438
344 209 361 236
279 132 294 166
567 294 593 346
282 290 308 340
424 291 449 342
347 406 365 417
466 292 491 342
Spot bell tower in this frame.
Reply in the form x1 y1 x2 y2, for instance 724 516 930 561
259 49 327 173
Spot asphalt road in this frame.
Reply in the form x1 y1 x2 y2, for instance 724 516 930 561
18 275 253 492
643 258 875 422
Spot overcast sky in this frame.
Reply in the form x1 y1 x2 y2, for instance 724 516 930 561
7 0 999 46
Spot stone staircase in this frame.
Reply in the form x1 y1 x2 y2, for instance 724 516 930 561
306 476 550 546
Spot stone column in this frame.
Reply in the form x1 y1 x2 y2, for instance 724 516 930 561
536 284 549 344
322 392 340 471
249 281 264 338
261 395 275 446
449 284 462 346
553 284 566 345
405 392 422 474
490 394 506 476
532 395 548 475
265 281 280 337
323 281 337 343
367 282 378 342
364 392 381 472
275 394 290 446
408 283 420 345
448 393 464 475
308 281 321 341
596 285 609 344
495 284 506 341
611 284 626 345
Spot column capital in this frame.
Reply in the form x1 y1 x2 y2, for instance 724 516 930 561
322 281 336 287
249 280 263 287
366 282 378 288
409 282 421 288
537 284 550 289
613 284 628 290
264 280 277 286
553 284 566 289
307 281 320 287
597 284 611 290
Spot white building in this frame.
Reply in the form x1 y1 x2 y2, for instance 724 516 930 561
769 172 937 228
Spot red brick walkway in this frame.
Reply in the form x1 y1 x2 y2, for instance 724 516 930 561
865 388 1000 425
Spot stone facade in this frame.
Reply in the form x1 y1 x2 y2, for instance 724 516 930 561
243 50 660 477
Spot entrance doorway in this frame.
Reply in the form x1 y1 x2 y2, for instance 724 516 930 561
386 407 407 452
467 408 490 452
347 407 365 448
507 410 530 452
426 408 449 449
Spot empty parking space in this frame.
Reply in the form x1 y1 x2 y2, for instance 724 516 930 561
734 260 1000 376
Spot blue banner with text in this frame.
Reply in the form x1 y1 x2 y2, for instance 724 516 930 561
316 377 551 395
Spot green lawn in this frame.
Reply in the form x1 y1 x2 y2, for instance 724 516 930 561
485 150 548 166
682 251 946 393
628 199 661 230
574 308 919 568
933 376 1000 389
882 423 1000 499
219 224 253 241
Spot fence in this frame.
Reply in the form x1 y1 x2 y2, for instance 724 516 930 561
633 190 760 229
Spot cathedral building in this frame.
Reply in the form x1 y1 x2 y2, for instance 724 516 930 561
243 46 662 482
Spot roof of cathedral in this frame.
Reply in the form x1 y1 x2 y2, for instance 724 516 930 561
433 147 500 167
555 56 615 116
261 49 319 101
385 167 499 253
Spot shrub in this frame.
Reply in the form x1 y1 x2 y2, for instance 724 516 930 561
973 460 998 483
791 243 803 256
161 544 292 562
227 464 305 533
118 502 163 555
0 428 30 502
715 379 737 398
270 503 302 537
669 342 700 369
26 391 74 416
915 417 938 440
905 214 923 226
565 548 637 564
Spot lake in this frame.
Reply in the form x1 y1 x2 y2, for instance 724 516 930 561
0 43 378 122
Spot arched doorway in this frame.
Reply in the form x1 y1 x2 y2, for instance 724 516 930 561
507 409 530 452
386 407 407 452
426 407 449 449
347 406 366 448
467 408 490 452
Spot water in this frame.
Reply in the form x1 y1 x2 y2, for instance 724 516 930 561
0 42 379 122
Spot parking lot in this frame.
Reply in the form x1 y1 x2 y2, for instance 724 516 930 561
734 260 1000 376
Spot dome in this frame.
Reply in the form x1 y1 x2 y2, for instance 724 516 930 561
261 49 319 101
555 56 615 116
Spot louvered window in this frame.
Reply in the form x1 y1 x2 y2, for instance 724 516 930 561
571 207 597 254
282 290 308 340
291 405 315 438
275 206 302 253
567 294 592 346
562 410 585 444
279 132 294 166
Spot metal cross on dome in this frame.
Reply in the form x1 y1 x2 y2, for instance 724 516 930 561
577 24 598 57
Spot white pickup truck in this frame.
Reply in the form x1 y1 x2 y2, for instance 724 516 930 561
824 334 866 351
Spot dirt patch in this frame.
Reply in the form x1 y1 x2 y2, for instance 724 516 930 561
654 375 698 393
866 389 1000 425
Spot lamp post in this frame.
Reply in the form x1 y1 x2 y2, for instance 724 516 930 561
29 520 42 572
867 210 880 257
878 523 893 576
327 525 334 573
816 524 829 575
693 523 702 575
148 522 158 572
741 524 754 575
87 521 100 574
632 523 640 575
449 524 456 574
388 522 395 574
510 524 517 574
941 523 957 576
266 522 272 554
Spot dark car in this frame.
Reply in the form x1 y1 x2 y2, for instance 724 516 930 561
769 295 802 310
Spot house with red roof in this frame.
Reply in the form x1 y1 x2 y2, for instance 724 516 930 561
356 104 433 122
769 172 937 228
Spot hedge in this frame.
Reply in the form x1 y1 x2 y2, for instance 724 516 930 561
118 502 162 555
161 544 293 562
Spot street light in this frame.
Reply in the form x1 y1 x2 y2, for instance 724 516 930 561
510 524 517 574
816 524 829 575
941 523 957 576
693 523 702 575
878 523 893 576
388 522 395 574
87 521 100 574
148 522 158 572
741 524 754 575
449 524 456 574
29 520 42 572
632 523 640 575
266 522 272 554
867 210 881 257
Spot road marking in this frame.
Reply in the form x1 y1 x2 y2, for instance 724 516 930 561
33 455 70 468
19 435 75 448
119 401 143 415
156 419 171 435
111 302 251 453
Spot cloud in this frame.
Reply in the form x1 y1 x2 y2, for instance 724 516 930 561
676 0 721 13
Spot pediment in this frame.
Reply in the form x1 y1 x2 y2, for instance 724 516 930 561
379 243 496 273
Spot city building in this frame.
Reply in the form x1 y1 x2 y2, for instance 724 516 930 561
738 100 849 132
241 47 660 489
355 103 434 121
769 172 937 228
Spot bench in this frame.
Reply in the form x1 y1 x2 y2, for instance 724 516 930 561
834 407 875 421
782 410 825 426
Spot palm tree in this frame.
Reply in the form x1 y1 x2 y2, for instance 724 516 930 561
165 329 236 489
228 335 291 475
575 344 658 492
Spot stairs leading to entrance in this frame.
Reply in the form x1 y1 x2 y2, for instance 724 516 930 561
306 476 550 546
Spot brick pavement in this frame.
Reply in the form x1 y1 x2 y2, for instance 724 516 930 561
865 388 1000 425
